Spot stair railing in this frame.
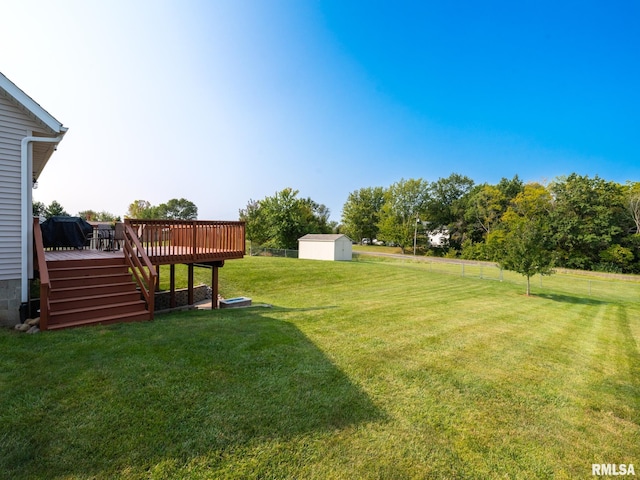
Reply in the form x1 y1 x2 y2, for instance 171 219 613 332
121 223 157 319
33 218 50 330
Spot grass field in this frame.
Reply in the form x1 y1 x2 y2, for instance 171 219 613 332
1 256 639 479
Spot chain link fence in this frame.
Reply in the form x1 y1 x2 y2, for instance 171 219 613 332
353 252 640 302
248 245 299 258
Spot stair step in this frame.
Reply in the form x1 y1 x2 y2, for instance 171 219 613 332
49 264 128 279
46 310 151 330
49 282 138 300
47 257 126 269
51 273 133 289
50 291 142 310
43 255 153 330
49 300 147 324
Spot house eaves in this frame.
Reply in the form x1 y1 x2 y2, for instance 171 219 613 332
0 71 68 136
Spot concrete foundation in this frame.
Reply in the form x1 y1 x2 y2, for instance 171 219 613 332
0 279 21 326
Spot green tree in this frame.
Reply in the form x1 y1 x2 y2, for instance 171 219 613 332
239 199 269 245
599 244 634 272
489 183 555 296
496 174 524 201
44 200 69 219
426 173 474 248
126 200 155 219
341 186 385 243
239 188 332 249
78 210 120 222
78 209 97 221
157 198 198 220
377 178 430 252
461 176 523 259
464 184 506 239
626 181 640 234
549 174 629 270
33 201 46 217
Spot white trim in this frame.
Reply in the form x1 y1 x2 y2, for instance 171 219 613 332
0 72 67 135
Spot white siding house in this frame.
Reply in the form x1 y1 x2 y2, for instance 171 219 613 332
298 234 353 261
0 72 67 325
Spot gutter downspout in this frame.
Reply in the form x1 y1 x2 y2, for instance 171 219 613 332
20 135 64 303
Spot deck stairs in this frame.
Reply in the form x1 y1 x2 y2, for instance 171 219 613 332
45 256 151 330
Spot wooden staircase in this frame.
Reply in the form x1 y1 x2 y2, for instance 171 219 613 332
46 256 151 330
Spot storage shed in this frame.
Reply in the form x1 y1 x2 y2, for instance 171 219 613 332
298 234 352 261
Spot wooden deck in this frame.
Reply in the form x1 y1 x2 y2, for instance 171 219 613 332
44 246 243 265
125 219 245 265
35 219 246 329
45 219 245 266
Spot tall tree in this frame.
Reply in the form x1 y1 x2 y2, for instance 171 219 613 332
377 178 430 252
341 186 385 243
464 184 506 239
427 173 474 248
126 200 155 219
549 174 629 270
489 183 555 296
44 200 68 219
157 198 198 220
626 182 640 234
239 199 269 245
239 188 332 249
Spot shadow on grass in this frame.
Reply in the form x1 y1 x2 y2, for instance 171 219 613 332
1 309 384 479
534 293 608 305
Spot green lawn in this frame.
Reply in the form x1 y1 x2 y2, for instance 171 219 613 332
2 256 639 479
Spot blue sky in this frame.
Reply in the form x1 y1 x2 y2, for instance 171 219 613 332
2 1 639 222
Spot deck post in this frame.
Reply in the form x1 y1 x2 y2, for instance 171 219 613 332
211 264 219 309
188 263 194 305
170 264 176 309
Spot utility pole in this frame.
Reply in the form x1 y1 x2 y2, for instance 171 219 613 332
413 214 419 256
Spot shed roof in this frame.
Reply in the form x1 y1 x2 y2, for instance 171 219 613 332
298 234 352 242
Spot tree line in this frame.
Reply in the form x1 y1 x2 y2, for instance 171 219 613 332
243 173 640 275
33 198 198 222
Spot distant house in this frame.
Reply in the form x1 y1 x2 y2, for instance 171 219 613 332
0 72 67 325
298 234 353 261
427 228 449 247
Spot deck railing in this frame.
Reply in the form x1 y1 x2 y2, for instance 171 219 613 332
33 218 50 330
124 219 245 264
121 223 157 318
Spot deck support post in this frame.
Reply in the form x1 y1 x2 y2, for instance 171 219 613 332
212 264 219 309
188 263 194 306
170 264 176 309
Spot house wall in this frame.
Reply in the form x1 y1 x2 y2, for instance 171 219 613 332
0 91 48 325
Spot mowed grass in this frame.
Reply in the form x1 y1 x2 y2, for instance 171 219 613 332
1 257 639 479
